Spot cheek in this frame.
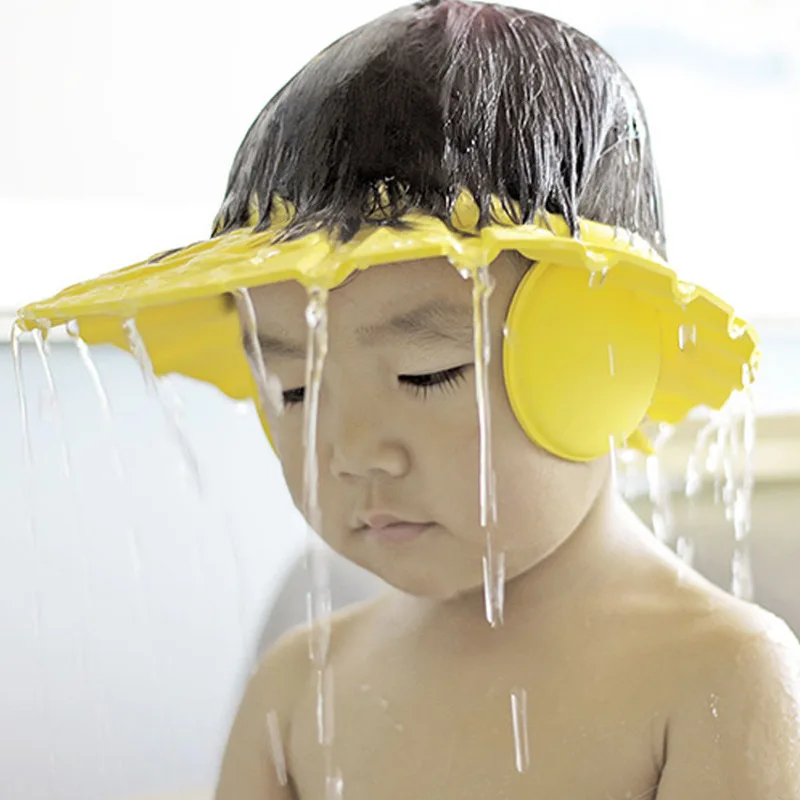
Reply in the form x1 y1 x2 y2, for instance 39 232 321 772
268 416 306 507
495 449 607 546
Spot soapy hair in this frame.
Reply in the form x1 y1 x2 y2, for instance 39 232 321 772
210 0 666 259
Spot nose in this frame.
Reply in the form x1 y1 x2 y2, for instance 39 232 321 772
328 408 410 480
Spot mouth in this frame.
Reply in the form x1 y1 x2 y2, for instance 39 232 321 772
354 514 436 544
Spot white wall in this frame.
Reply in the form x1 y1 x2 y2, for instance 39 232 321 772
0 342 307 799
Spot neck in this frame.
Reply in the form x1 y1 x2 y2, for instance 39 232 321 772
402 478 647 631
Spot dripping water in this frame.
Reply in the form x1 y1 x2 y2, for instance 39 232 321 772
472 266 505 628
122 318 203 492
301 288 332 671
236 288 285 417
266 709 289 786
299 287 339 792
122 317 214 693
609 435 619 490
72 328 146 582
10 322 44 639
678 323 697 351
683 380 756 601
10 322 33 471
731 368 756 601
231 289 289 672
10 322 53 774
73 332 124 480
588 265 609 288
510 687 531 773
32 329 71 479
682 415 718 577
316 666 335 747
646 424 676 548
325 767 344 800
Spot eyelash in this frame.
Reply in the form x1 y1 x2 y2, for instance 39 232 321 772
281 365 471 407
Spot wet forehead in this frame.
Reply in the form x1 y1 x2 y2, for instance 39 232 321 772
249 258 474 352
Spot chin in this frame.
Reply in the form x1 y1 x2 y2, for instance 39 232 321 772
368 567 471 600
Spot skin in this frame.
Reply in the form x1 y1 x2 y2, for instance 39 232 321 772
250 251 610 602
216 251 800 800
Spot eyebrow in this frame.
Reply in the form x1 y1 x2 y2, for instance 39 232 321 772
255 300 474 359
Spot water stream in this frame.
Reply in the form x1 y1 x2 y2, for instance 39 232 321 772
471 266 505 629
299 287 339 793
31 329 71 479
646 423 676 548
509 687 531 774
266 709 289 786
122 318 203 492
683 384 756 601
10 322 33 471
236 288 285 417
73 334 125 480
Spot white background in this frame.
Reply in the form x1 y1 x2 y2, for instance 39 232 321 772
1 2 799 799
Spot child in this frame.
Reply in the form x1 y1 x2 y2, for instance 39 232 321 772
16 1 800 797
209 3 799 798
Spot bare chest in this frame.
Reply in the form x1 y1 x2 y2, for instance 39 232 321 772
286 618 669 799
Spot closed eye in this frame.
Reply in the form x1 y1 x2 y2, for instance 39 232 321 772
400 364 471 399
280 364 473 407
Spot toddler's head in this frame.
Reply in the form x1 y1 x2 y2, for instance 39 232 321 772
223 0 664 598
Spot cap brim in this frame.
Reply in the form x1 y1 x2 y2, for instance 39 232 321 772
16 207 759 433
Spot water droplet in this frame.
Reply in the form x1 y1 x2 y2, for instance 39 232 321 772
266 709 289 786
588 266 609 288
678 323 697 351
676 535 695 566
646 443 675 546
394 722 405 733
510 688 530 773
731 546 754 601
324 767 344 800
607 344 615 377
730 321 748 340
709 693 720 719
305 559 332 666
234 400 252 416
316 666 335 746
685 454 702 499
379 697 389 711
482 546 506 628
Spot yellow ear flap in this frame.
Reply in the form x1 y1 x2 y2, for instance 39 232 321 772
503 263 661 462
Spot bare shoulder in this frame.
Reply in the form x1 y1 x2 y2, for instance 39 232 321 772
255 596 382 700
652 582 800 798
215 600 382 800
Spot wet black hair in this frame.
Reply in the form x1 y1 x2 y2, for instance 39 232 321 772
211 0 666 259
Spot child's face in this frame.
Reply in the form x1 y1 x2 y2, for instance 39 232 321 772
244 252 610 599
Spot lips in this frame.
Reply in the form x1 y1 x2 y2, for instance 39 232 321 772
354 513 435 544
